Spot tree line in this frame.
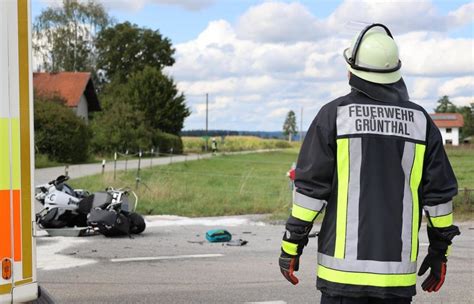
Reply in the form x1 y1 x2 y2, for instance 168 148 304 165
33 0 190 163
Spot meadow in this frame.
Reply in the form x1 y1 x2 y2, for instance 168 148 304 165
69 146 473 219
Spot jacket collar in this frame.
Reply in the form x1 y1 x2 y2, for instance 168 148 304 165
349 73 410 103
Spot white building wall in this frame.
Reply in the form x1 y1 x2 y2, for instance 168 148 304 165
439 127 460 146
73 94 89 123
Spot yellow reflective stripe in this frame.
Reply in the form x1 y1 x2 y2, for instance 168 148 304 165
0 284 12 295
317 265 416 287
430 213 453 228
335 138 349 259
446 245 452 257
14 278 33 286
18 0 33 280
281 240 298 256
0 119 10 190
410 144 425 262
11 119 20 189
292 204 318 222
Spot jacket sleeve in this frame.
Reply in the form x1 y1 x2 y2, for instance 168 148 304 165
281 106 336 257
421 118 460 254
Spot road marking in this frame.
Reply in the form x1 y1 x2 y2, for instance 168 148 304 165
245 301 287 304
110 253 224 263
37 237 96 271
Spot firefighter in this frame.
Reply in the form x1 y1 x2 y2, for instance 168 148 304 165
279 23 460 304
211 138 218 154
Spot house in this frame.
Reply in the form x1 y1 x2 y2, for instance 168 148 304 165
33 72 100 123
430 113 464 146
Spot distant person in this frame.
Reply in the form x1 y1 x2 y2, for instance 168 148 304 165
279 23 460 304
211 138 218 154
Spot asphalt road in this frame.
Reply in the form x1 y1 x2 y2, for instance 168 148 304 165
36 216 473 304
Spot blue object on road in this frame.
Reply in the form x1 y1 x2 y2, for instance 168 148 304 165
206 229 232 243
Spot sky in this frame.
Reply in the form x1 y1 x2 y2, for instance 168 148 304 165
33 0 474 131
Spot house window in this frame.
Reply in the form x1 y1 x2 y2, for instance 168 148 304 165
446 128 452 133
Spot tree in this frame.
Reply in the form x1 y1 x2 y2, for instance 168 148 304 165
123 66 190 136
96 22 175 84
34 93 90 163
33 0 111 72
434 95 457 113
458 106 474 139
89 102 153 153
283 110 297 142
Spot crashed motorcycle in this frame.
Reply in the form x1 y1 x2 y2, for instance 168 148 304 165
35 175 90 228
35 175 146 236
86 187 146 237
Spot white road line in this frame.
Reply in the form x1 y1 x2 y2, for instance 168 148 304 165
110 253 224 263
245 301 287 304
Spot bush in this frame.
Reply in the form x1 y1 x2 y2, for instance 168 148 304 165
154 131 183 154
89 100 184 154
34 97 91 163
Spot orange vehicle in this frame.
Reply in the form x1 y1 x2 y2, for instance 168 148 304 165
0 0 39 302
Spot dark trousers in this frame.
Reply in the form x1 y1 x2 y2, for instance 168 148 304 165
321 293 412 304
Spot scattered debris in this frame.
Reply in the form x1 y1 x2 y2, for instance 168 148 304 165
187 241 205 245
242 231 252 234
308 232 319 238
226 239 248 246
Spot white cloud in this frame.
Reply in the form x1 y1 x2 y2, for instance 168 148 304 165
167 1 473 130
236 2 327 43
326 0 473 35
40 0 215 12
448 2 474 28
438 76 474 99
268 107 291 119
410 78 440 100
398 32 474 77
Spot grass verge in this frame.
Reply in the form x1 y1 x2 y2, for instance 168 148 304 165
69 147 473 220
70 150 298 217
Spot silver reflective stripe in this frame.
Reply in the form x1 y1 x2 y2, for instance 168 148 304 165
424 201 453 217
401 142 415 262
318 253 417 274
336 105 427 142
345 138 362 260
294 190 326 211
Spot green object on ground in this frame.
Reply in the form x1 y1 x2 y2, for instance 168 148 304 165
206 229 232 243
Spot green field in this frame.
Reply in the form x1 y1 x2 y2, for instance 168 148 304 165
70 147 473 219
70 150 297 217
182 136 293 153
446 148 474 189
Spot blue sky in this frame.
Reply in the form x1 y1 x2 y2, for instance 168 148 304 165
33 0 473 131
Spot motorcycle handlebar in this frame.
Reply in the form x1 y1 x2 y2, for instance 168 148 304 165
49 175 70 185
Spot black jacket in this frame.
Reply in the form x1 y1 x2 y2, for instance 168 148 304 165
281 75 458 298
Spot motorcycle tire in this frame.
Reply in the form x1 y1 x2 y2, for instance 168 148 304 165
129 212 146 234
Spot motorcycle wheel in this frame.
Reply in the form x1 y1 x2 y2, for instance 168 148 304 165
129 212 146 234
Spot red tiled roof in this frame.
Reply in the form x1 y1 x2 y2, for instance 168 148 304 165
430 113 464 128
33 72 91 107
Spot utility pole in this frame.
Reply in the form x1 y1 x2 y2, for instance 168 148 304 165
300 107 304 143
205 93 209 152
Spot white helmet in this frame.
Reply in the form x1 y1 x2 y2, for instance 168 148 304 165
343 23 402 84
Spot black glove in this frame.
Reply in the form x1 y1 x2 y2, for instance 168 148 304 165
279 252 299 285
418 247 447 292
